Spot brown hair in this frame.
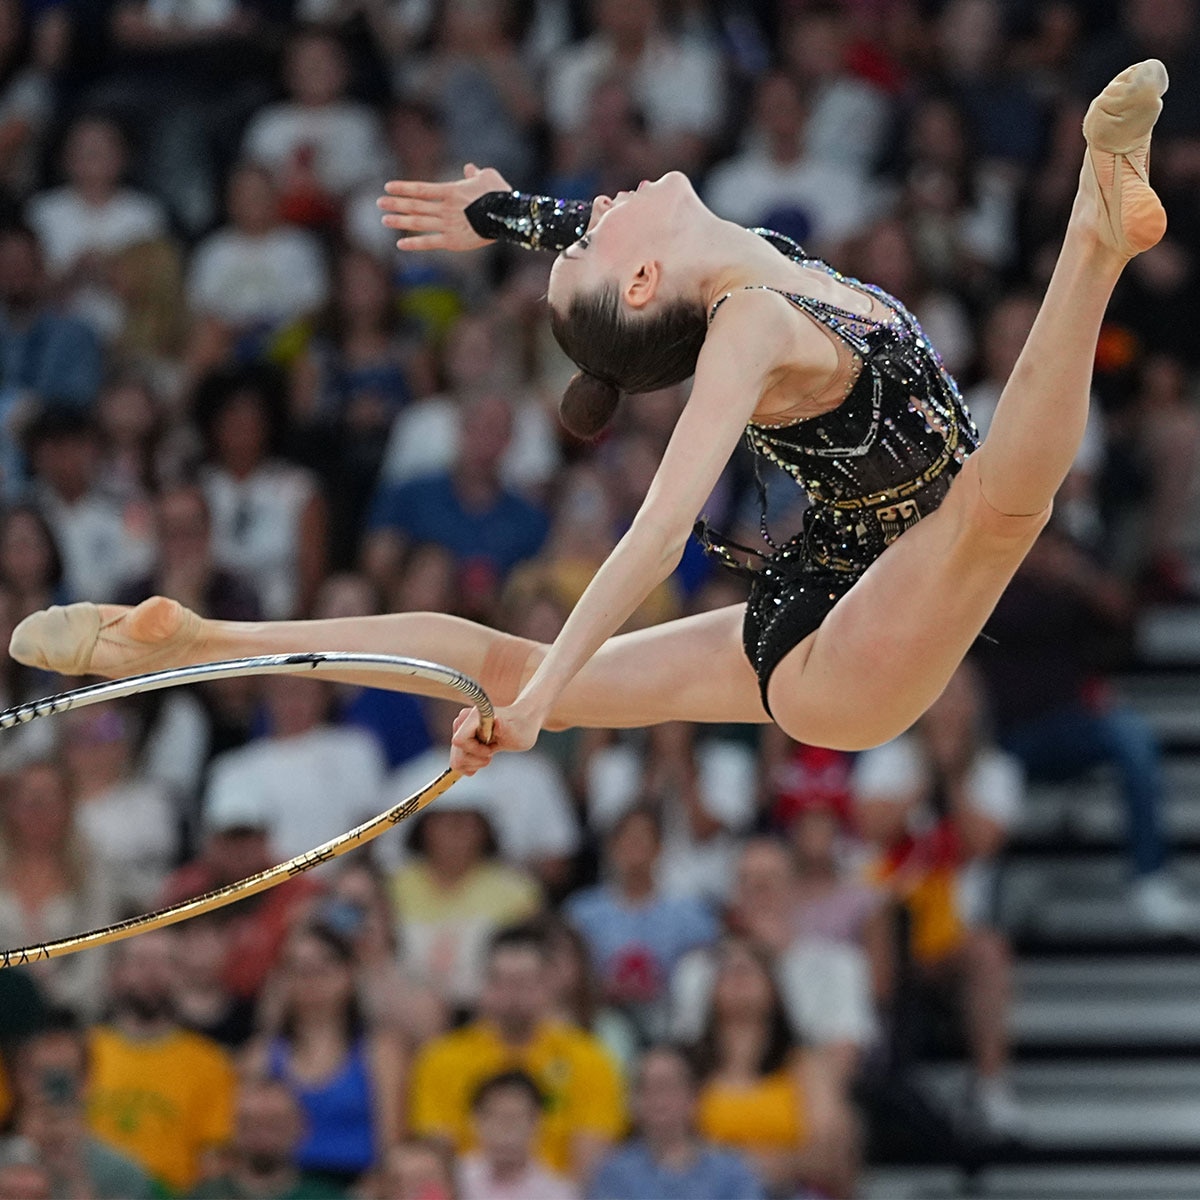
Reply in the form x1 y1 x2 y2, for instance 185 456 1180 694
550 285 707 439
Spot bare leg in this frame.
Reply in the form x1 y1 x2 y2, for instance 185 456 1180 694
10 596 769 729
769 61 1169 749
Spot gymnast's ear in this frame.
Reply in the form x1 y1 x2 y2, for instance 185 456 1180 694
623 260 661 310
560 371 620 440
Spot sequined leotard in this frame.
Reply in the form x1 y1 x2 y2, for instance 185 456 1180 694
466 192 981 712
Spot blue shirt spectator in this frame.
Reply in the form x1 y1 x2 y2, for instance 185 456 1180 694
587 1045 764 1200
566 806 717 1037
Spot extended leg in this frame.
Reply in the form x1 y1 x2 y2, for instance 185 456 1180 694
10 596 769 730
769 62 1169 750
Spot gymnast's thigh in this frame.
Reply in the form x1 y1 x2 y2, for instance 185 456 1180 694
766 455 1048 751
549 603 772 729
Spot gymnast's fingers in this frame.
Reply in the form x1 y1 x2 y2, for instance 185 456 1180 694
383 179 450 199
382 213 444 232
395 234 449 251
377 194 443 215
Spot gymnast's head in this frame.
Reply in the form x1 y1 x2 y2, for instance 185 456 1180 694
547 172 710 439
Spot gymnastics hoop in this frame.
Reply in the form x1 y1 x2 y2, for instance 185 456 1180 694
0 651 493 968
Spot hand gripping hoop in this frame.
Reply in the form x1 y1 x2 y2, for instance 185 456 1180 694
0 652 493 968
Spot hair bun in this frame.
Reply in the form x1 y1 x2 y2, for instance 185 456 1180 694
559 371 620 440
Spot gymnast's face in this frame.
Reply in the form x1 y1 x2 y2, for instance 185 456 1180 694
547 172 700 313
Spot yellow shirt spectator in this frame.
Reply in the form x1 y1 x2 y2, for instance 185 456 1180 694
410 1018 624 1174
87 1025 237 1193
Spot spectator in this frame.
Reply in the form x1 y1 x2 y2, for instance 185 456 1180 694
323 859 448 1045
242 27 386 229
117 482 264 621
187 1077 346 1199
160 784 321 1000
539 915 639 1072
693 937 859 1199
25 406 153 602
0 1137 52 1199
975 526 1193 932
410 924 624 1180
60 703 176 907
186 166 329 381
375 1138 458 1200
565 805 717 1040
854 662 1025 1136
382 696 580 894
546 0 725 173
705 70 881 252
376 312 560 502
204 672 385 862
291 247 434 556
310 572 432 768
0 224 103 466
88 932 237 1194
92 372 164 508
964 291 1103 544
460 1070 576 1200
780 3 890 174
0 759 117 1019
391 789 542 1009
193 366 328 618
170 917 257 1050
0 505 67 621
670 835 880 1086
587 1044 764 1200
368 392 549 617
27 114 170 340
250 921 406 1187
408 0 541 186
0 0 54 196
0 582 57 770
583 722 756 902
10 1012 154 1200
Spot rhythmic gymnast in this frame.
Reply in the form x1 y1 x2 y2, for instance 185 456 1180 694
10 62 1170 778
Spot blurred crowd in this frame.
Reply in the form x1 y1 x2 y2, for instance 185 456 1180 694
0 0 1197 1196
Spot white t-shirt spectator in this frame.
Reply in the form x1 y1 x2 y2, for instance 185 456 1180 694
200 461 319 620
28 187 167 275
75 778 177 908
36 486 155 603
853 734 1023 925
242 102 388 198
670 939 878 1050
379 394 561 497
804 77 891 174
376 746 581 872
204 726 386 862
704 149 881 252
586 739 756 902
547 34 723 137
188 226 328 326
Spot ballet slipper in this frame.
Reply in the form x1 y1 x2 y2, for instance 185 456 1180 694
1081 59 1169 258
9 596 204 679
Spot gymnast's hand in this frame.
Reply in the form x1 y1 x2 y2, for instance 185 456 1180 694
449 702 539 774
378 163 510 252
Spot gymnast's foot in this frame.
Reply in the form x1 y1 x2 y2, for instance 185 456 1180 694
1081 59 1168 258
9 596 206 679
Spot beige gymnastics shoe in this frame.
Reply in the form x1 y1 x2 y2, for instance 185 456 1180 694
9 596 204 679
1081 59 1169 258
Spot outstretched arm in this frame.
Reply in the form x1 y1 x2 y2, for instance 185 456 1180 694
378 163 592 253
450 290 821 771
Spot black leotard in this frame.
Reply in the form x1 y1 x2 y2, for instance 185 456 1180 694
466 192 980 713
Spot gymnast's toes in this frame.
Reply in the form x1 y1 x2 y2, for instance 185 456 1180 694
9 603 101 675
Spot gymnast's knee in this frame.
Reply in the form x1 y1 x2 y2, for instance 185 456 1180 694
480 634 545 707
956 456 1053 546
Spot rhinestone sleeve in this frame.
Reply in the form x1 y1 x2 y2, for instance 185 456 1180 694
464 191 593 252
